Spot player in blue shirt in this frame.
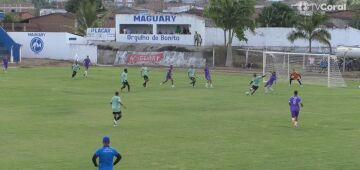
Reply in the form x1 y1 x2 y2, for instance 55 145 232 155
92 136 122 170
83 56 91 77
289 90 304 128
160 65 175 88
264 72 277 94
2 55 9 72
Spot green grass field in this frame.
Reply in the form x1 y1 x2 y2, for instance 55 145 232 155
0 67 359 170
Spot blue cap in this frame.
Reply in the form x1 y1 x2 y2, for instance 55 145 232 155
103 136 110 143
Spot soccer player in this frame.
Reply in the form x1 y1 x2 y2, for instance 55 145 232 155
204 64 213 88
289 90 303 128
247 73 266 96
2 55 8 72
121 68 130 92
264 72 277 93
140 64 149 88
289 69 303 86
188 65 196 87
319 58 328 73
160 65 175 88
71 61 80 79
92 136 122 170
111 91 126 126
83 56 91 77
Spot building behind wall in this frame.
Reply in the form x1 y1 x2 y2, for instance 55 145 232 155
114 0 136 7
0 3 35 13
3 13 76 33
116 14 205 46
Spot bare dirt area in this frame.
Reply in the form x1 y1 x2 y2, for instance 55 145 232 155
14 58 73 68
9 58 359 79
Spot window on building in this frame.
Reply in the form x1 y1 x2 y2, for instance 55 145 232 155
157 24 191 35
120 24 153 34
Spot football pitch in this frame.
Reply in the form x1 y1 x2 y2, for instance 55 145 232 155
0 67 359 170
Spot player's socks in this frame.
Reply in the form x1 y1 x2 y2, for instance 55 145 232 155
113 119 117 126
294 121 298 127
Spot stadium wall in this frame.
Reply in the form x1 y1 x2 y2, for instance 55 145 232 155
205 27 360 50
8 32 98 63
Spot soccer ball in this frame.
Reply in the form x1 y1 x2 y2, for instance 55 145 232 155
245 91 250 96
358 85 360 89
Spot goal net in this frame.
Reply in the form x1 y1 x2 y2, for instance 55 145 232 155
263 51 347 87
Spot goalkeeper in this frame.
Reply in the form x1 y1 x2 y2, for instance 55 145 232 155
289 69 303 86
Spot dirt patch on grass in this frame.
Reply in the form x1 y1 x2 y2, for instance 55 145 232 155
16 58 73 68
10 58 360 79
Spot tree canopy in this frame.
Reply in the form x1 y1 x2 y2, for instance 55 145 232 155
288 12 332 53
76 0 106 36
65 0 104 13
257 2 297 27
205 0 256 66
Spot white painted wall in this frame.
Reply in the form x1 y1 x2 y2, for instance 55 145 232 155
205 27 360 48
116 14 205 46
8 32 98 63
86 28 116 41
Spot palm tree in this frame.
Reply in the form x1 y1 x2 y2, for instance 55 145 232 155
76 0 106 36
205 0 256 67
287 12 332 53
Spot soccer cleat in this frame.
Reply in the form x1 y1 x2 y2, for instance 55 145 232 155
113 119 117 126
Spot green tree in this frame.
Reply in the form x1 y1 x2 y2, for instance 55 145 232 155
32 0 53 15
287 12 332 53
327 0 336 5
205 0 256 67
76 0 106 36
65 0 104 13
257 2 297 27
349 10 360 29
3 13 17 23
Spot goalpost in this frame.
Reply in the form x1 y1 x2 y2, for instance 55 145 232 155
263 51 347 88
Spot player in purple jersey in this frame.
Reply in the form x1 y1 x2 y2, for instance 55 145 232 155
289 90 303 128
160 65 175 88
83 56 91 77
204 64 213 88
2 55 9 72
264 72 277 93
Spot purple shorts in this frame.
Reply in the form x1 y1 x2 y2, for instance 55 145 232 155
291 110 300 118
205 75 211 81
265 81 274 87
166 74 172 80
